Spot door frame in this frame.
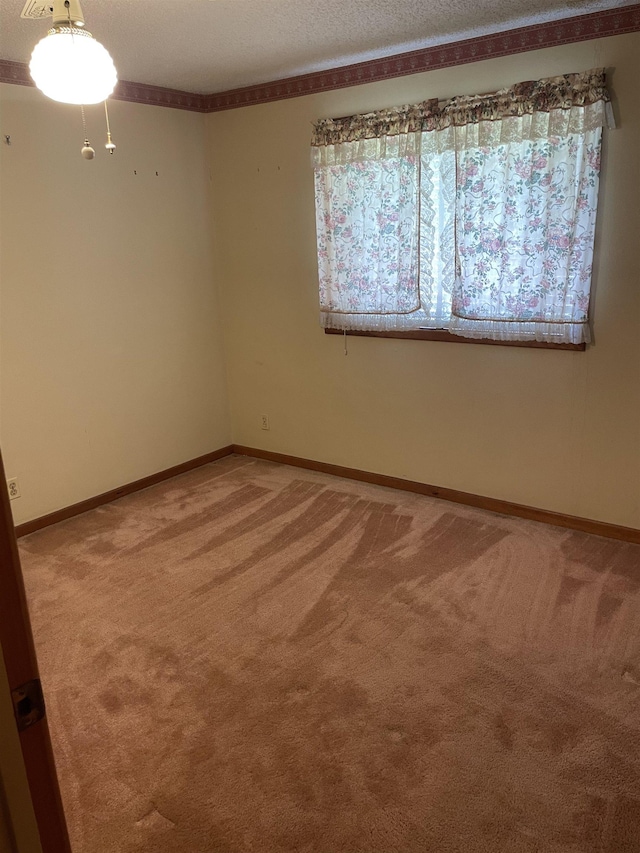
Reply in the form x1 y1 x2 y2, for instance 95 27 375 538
0 448 71 853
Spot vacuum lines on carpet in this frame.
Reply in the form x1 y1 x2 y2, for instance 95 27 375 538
19 455 640 852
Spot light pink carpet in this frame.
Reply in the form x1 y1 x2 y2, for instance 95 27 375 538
19 455 640 852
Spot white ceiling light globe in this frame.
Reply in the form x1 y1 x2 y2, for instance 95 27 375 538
29 28 117 105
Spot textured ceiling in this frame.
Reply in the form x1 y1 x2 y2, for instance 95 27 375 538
0 0 636 94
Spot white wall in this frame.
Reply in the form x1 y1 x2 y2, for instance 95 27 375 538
208 33 640 530
0 86 231 525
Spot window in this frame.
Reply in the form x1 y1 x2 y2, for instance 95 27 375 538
312 70 612 345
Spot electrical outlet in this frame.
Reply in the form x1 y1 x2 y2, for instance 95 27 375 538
7 478 20 500
260 414 270 431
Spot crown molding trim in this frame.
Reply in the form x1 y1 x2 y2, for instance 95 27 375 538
0 58 30 87
204 4 640 111
2 5 639 113
0 60 207 112
115 80 207 112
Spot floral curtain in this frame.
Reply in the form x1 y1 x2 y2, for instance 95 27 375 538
314 133 422 321
311 69 612 344
446 100 606 344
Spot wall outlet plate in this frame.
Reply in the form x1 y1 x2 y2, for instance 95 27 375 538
260 414 270 430
7 478 20 500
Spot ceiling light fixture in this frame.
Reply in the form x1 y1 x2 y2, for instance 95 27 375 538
29 0 117 105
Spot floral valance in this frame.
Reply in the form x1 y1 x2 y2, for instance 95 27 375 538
311 69 611 147
311 100 439 146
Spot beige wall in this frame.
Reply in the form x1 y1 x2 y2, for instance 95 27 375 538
208 33 640 529
0 85 231 525
2 37 638 532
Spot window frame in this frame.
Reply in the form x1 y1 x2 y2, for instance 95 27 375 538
324 327 585 350
312 70 610 350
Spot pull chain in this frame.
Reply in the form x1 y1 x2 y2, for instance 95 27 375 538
80 105 95 159
104 101 116 153
68 0 96 160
